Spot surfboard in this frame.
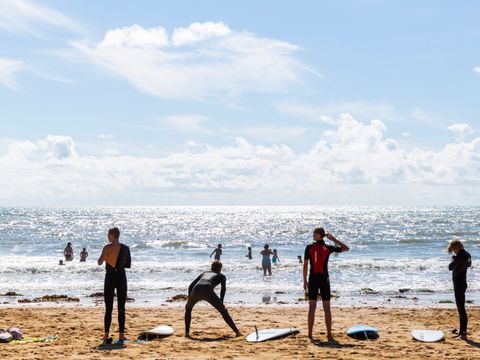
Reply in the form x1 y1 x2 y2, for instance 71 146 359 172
139 325 174 340
411 329 444 342
346 324 379 340
246 327 298 342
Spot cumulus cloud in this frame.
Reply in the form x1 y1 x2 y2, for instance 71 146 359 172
72 22 313 101
0 57 24 89
447 123 473 141
0 0 82 35
474 66 480 74
172 22 231 47
1 114 479 205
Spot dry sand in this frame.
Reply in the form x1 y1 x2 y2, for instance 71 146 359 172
1 305 479 359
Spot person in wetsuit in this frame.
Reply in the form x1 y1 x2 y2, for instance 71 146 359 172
97 227 131 344
185 260 241 338
447 239 471 340
303 227 349 342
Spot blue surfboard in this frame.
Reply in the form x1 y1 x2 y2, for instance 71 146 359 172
346 324 379 340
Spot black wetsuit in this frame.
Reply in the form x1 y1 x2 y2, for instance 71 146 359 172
449 249 471 335
185 271 238 335
104 244 131 334
304 240 342 301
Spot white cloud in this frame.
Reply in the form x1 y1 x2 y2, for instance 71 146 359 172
72 22 313 101
1 114 479 205
0 0 82 35
97 134 114 140
234 125 306 142
0 57 24 90
474 66 480 74
99 24 168 48
447 123 473 141
164 114 208 132
172 22 231 47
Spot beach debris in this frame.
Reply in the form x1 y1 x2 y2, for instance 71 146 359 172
1 292 23 297
438 300 453 304
360 288 378 295
466 300 474 304
126 297 135 302
399 288 411 293
88 292 104 298
166 294 188 302
18 295 80 303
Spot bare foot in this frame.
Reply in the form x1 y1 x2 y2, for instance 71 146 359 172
327 336 337 344
235 331 242 337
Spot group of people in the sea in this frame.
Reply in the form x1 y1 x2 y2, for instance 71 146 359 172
63 227 472 344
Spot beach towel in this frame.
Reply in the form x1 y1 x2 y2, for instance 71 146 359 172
0 331 13 343
10 335 58 344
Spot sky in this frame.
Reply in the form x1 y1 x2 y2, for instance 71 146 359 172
0 0 479 206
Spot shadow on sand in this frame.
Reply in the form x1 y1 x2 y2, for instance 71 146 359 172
313 339 358 349
95 343 127 351
466 339 480 348
188 335 233 342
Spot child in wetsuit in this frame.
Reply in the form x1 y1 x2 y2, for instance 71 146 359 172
246 247 252 260
447 239 471 339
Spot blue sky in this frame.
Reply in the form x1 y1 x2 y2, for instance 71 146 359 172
0 0 479 205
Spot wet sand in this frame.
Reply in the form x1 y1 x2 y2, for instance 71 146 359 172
1 305 479 359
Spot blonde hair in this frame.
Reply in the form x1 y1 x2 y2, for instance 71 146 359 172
446 239 464 254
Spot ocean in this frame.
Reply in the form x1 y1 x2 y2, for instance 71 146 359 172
0 206 478 307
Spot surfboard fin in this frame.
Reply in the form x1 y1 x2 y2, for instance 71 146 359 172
254 326 258 341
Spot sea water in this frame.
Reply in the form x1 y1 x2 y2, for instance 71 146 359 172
0 206 478 307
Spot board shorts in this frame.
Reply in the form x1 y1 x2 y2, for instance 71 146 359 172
308 274 331 301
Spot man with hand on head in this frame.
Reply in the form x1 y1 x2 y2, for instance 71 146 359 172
303 227 349 343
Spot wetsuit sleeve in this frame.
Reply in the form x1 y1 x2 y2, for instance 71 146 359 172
449 253 471 274
220 275 226 303
304 246 310 262
188 274 202 296
124 246 131 269
327 245 342 253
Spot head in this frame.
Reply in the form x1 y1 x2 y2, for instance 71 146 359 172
108 227 120 242
67 242 72 247
447 239 464 254
313 227 326 241
273 249 277 253
217 244 222 249
211 260 223 273
297 255 302 259
82 247 86 251
248 246 251 250
264 244 269 250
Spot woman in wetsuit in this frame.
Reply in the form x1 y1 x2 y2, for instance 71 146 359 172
97 227 131 344
447 239 471 340
185 260 241 338
260 244 273 276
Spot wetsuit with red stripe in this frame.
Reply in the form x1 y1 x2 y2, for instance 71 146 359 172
304 240 341 300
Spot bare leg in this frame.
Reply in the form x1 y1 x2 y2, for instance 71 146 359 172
267 265 272 276
322 300 333 340
308 300 316 339
262 265 267 276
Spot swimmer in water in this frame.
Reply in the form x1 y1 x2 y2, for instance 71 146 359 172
97 227 131 345
80 248 89 262
64 242 73 261
210 244 222 261
272 249 280 265
260 244 273 276
246 246 252 260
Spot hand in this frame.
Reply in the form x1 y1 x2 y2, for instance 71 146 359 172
303 281 308 291
326 233 334 241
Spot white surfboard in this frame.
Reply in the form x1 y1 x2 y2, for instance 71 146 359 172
141 325 174 339
246 327 298 342
411 329 444 342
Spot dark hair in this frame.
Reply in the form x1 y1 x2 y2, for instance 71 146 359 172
313 227 326 237
67 242 72 246
218 244 222 248
273 249 277 252
264 244 269 249
108 227 120 239
247 247 251 250
82 248 86 251
211 260 223 273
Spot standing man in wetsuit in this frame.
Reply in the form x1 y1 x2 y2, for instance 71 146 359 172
97 227 131 344
447 239 471 340
303 227 349 342
185 260 241 338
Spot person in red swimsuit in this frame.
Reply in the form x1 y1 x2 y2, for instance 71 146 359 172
303 227 349 342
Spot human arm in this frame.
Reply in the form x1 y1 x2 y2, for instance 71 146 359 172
449 252 471 273
210 249 215 258
220 276 226 302
327 233 349 252
124 246 131 269
97 246 106 266
303 246 309 291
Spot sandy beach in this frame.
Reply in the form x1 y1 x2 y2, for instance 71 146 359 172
1 305 479 359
